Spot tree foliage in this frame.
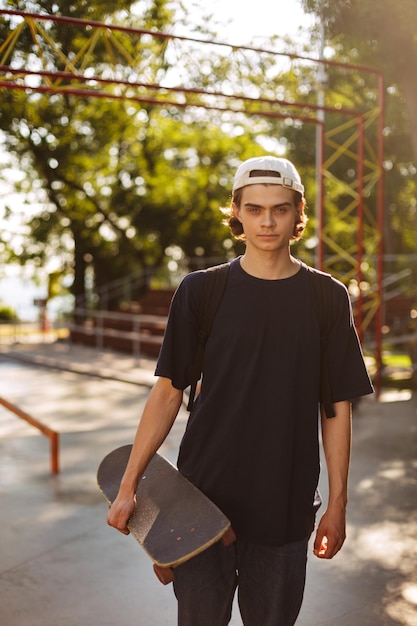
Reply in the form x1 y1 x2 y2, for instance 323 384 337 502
0 0 324 307
0 1 243 306
302 0 417 259
1 0 416 313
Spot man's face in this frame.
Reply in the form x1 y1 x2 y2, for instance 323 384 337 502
233 184 300 253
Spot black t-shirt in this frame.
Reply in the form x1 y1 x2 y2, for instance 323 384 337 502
155 257 373 546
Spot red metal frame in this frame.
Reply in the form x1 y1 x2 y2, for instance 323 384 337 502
0 8 384 388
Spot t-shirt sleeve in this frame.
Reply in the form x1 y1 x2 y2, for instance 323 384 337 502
155 271 204 390
327 279 374 402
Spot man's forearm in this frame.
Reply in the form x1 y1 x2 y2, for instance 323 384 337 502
321 400 352 506
107 377 183 535
314 400 352 559
118 377 183 497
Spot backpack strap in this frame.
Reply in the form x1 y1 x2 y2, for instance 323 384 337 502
306 266 336 418
187 262 231 411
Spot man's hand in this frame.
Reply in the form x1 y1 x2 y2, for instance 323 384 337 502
313 504 346 559
107 494 136 536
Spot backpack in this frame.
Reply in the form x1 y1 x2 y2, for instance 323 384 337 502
186 261 336 418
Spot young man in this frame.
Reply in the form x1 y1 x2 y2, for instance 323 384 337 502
107 156 373 625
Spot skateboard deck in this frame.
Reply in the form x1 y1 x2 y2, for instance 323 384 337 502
97 444 235 584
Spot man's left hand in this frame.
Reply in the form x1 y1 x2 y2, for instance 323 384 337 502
313 505 346 559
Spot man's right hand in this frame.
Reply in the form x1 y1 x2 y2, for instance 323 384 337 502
107 494 136 535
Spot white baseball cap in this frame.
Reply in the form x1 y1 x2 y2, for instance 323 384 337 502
232 156 304 194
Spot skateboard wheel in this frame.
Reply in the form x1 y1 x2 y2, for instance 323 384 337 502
153 564 174 585
222 527 236 546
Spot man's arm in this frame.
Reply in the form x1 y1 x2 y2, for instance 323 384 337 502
107 376 183 535
314 399 352 559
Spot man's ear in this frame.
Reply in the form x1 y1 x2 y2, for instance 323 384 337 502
232 201 241 222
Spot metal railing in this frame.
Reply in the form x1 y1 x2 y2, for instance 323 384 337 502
69 308 167 356
0 396 60 474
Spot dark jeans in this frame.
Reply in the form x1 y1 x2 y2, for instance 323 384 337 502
173 538 308 626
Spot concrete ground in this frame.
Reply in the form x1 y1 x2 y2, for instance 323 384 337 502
1 341 417 625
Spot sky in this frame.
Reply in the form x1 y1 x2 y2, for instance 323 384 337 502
185 0 316 46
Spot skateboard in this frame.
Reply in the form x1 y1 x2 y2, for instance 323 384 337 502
97 444 235 585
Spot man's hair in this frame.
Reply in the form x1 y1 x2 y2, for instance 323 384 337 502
221 187 308 242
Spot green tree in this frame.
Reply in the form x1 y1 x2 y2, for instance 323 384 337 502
1 1 323 308
0 1 240 306
4 0 389 312
301 0 417 258
302 0 417 164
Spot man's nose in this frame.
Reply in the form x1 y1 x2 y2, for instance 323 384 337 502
261 210 274 226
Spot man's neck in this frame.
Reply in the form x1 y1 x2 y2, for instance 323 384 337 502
240 251 300 280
